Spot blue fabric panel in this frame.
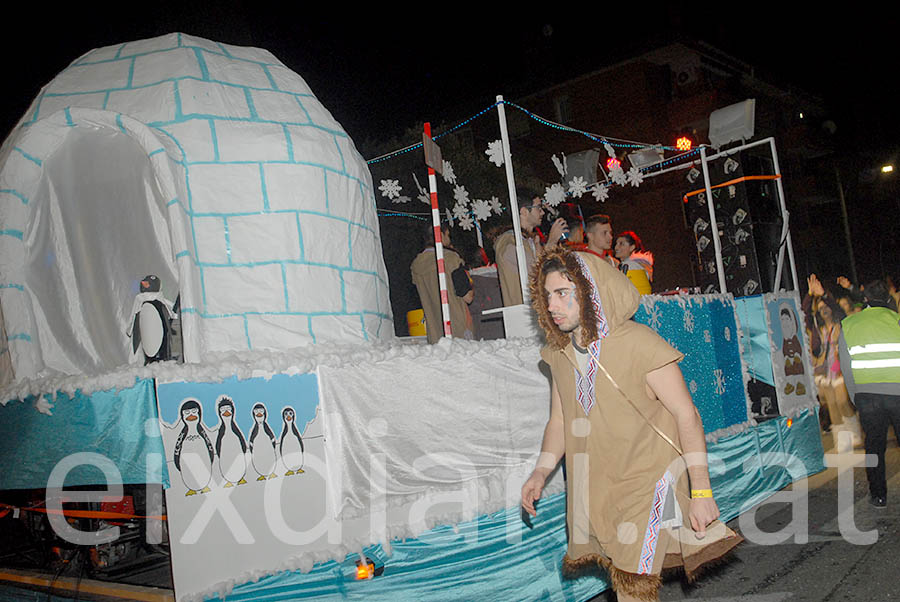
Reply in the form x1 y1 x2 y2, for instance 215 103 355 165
734 295 775 386
633 298 747 433
0 379 168 490
212 490 605 602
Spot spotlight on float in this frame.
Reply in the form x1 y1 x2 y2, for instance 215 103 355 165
882 165 894 174
628 146 665 170
709 99 756 149
723 157 740 174
686 167 701 184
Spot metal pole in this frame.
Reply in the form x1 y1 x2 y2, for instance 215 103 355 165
496 95 529 304
424 122 452 338
699 147 728 293
768 139 799 292
833 163 858 284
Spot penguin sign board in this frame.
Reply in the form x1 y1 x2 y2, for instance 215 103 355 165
127 275 176 364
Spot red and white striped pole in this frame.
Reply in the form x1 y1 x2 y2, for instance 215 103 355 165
424 122 452 339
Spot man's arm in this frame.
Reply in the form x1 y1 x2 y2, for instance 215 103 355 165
521 377 565 516
646 361 719 536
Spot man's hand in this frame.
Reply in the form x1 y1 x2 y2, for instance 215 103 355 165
807 274 824 297
688 497 720 538
521 470 548 517
547 218 569 246
837 276 852 290
463 290 474 304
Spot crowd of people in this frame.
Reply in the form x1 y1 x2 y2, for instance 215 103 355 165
804 272 900 508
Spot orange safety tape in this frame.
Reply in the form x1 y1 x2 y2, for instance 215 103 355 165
0 502 166 521
682 174 782 203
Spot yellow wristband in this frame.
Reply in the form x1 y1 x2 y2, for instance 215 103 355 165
691 489 713 499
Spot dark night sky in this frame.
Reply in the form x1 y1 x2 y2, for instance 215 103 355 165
2 8 898 156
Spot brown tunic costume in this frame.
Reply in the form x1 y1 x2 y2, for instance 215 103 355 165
493 229 541 307
535 250 740 593
410 246 472 344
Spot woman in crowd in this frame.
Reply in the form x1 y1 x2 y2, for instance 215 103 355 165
614 231 653 294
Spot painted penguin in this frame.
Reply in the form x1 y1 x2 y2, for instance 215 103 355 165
215 396 248 487
173 399 214 496
126 275 175 365
248 403 278 480
279 406 305 476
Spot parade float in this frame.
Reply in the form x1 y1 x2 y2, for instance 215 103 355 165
0 34 824 601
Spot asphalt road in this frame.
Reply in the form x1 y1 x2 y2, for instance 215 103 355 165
597 429 900 601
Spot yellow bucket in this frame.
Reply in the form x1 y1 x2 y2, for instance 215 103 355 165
407 309 427 336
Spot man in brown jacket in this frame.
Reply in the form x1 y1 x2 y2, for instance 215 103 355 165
521 247 740 601
410 225 473 344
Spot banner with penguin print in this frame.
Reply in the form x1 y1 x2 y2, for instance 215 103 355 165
763 292 818 417
155 372 326 601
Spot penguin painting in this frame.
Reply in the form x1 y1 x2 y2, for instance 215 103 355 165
215 396 248 487
173 399 214 496
279 406 305 476
248 403 278 481
126 275 175 365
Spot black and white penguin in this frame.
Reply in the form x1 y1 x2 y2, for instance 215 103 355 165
248 403 278 481
126 275 175 365
215 396 248 487
173 399 214 496
279 406 305 476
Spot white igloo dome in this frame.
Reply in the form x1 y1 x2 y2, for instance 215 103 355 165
0 32 392 382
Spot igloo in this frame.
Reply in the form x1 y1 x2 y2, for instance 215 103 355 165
0 32 392 382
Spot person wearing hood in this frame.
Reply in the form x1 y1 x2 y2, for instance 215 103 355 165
521 247 740 601
615 231 654 295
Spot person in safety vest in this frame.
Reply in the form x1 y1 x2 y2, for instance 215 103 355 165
838 279 900 509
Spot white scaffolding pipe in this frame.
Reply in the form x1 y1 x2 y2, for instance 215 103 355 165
699 146 728 293
768 138 799 292
495 95 530 304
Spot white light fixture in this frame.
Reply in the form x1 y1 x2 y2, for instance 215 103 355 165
882 165 894 174
628 146 665 170
708 99 756 148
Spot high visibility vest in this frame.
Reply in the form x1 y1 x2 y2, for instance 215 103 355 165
842 306 900 384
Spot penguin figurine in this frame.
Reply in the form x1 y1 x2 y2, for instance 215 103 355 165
215 396 248 487
248 403 278 481
279 406 305 476
126 275 175 365
173 399 214 496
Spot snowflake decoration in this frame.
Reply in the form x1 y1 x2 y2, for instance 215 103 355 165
452 184 470 205
603 142 616 159
568 176 589 199
378 179 402 199
458 214 475 231
544 182 566 207
703 329 711 343
445 208 454 226
724 326 731 342
485 140 504 167
683 308 695 333
413 173 430 205
442 161 457 185
591 184 610 202
645 303 662 331
609 166 628 186
452 202 469 221
713 368 727 395
472 198 492 222
551 154 567 179
393 195 411 204
625 167 644 187
489 196 503 215
689 380 699 395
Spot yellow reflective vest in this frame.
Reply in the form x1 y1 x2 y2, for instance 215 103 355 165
842 306 900 384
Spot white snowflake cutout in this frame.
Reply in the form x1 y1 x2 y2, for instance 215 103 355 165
713 368 727 395
646 303 662 331
544 182 566 207
458 214 475 231
689 380 699 395
413 173 431 205
442 161 457 184
568 176 588 198
489 196 503 215
485 140 504 167
445 208 454 226
724 326 731 341
393 195 411 204
626 166 644 187
603 142 616 158
551 154 567 179
452 202 469 221
472 198 492 222
683 308 695 333
703 329 711 343
610 166 627 186
452 184 470 205
378 179 402 199
591 184 610 202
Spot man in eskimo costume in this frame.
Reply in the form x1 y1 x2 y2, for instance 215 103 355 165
521 247 741 601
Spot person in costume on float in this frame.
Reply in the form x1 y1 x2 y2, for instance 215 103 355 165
614 231 653 295
410 224 474 344
838 279 900 508
521 247 740 602
583 213 618 266
492 190 568 306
